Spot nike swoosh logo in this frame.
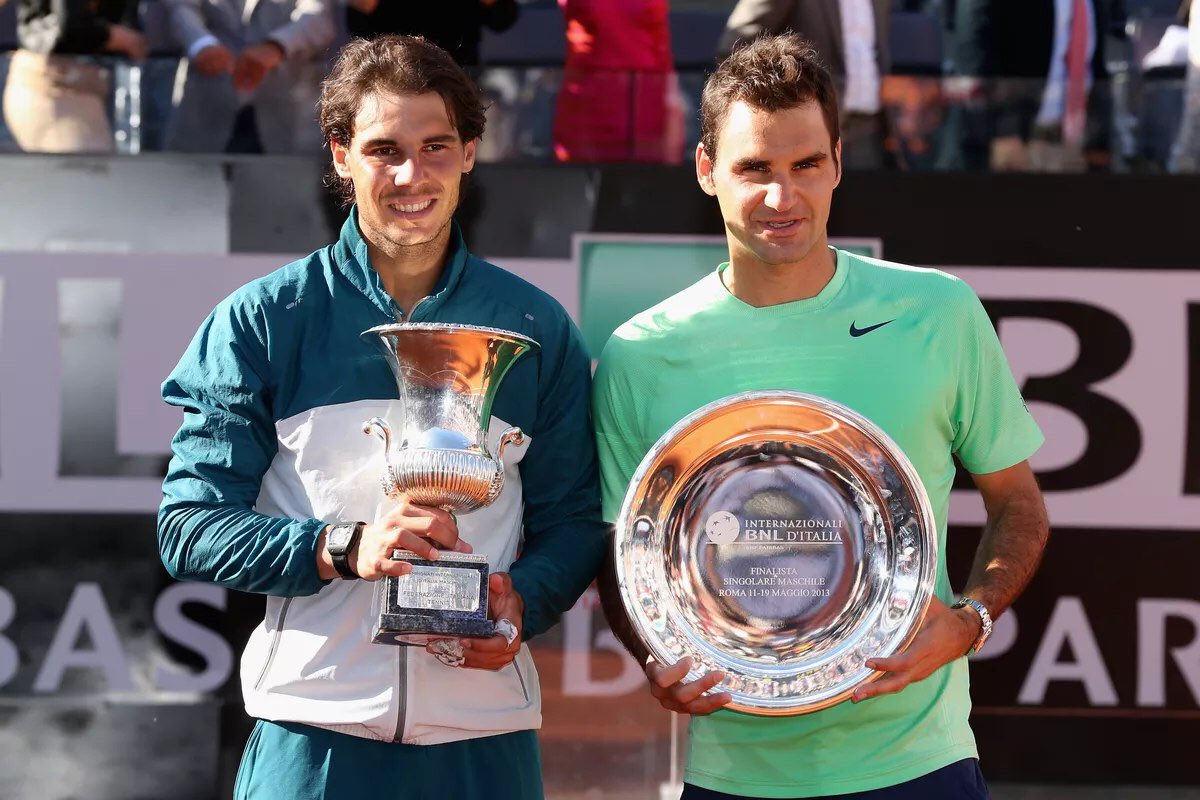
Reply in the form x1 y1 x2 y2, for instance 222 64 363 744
849 319 895 337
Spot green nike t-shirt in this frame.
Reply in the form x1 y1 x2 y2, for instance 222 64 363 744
592 248 1044 797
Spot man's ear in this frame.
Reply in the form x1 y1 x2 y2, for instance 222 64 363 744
331 138 352 179
696 143 717 197
832 137 843 188
463 137 478 174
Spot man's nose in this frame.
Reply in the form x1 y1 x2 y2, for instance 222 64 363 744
764 179 796 211
392 157 421 185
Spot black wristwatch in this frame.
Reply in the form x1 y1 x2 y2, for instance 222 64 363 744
326 522 364 579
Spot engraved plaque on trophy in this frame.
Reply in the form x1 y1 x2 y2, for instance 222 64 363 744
361 323 538 646
614 391 937 714
375 550 491 645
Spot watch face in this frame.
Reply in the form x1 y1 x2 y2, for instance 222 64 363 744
329 525 353 552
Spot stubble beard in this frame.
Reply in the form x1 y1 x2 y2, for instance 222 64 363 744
361 197 456 264
733 226 816 270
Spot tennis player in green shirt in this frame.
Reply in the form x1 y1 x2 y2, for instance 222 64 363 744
593 34 1050 799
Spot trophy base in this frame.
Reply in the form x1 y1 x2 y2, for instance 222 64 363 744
371 551 495 647
373 618 497 647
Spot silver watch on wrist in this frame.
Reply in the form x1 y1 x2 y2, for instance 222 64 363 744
952 597 993 656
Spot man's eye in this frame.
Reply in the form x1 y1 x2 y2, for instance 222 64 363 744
425 144 447 152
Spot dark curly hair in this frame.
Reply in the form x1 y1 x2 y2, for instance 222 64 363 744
319 35 487 205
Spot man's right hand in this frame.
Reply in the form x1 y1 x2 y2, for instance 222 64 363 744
350 498 470 581
104 24 147 61
192 44 235 77
645 656 733 715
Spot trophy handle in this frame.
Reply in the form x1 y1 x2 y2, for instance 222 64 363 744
487 426 525 503
496 426 524 464
363 417 402 499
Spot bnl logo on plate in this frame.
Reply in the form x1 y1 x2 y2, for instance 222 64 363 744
704 511 741 544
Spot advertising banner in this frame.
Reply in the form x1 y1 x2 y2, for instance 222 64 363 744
2 201 1198 795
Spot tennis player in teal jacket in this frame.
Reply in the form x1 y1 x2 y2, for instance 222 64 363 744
158 35 605 800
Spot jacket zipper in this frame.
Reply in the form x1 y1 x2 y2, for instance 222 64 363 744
253 597 293 691
387 290 432 742
408 295 431 321
512 656 530 704
392 645 409 741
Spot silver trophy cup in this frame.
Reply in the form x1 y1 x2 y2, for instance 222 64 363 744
361 322 539 646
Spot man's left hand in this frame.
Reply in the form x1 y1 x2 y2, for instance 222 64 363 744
233 42 285 92
437 572 524 670
851 596 979 703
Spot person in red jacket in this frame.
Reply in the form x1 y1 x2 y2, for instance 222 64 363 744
552 0 684 163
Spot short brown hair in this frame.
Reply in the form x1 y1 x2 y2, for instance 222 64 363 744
700 34 840 164
319 35 487 204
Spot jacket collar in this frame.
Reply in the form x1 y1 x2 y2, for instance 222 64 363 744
333 206 470 321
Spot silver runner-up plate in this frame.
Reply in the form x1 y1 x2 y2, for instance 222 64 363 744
614 391 937 715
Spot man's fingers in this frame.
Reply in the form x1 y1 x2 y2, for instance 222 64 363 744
232 61 255 85
460 634 512 654
646 657 692 689
853 672 910 702
456 637 517 671
668 670 726 705
488 572 513 596
393 517 466 554
394 532 441 560
865 654 908 673
654 686 733 716
388 500 455 525
645 658 729 711
682 691 734 715
379 501 469 555
487 572 514 616
376 558 412 578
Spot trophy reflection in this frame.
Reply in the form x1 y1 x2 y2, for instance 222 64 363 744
361 323 538 646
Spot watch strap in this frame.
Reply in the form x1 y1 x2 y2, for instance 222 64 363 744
328 521 364 580
952 597 993 656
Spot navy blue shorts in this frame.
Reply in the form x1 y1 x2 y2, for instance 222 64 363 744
681 758 989 800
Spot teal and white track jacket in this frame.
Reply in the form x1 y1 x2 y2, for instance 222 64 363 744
158 212 606 745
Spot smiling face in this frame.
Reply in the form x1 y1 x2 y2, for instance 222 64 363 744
331 90 477 256
697 100 841 273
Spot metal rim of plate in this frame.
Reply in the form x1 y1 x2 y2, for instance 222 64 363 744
614 390 938 715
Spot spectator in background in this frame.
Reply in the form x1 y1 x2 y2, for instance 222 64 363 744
553 0 684 164
1170 0 1199 172
718 0 892 169
343 0 518 67
161 0 335 153
949 0 1122 171
2 0 146 153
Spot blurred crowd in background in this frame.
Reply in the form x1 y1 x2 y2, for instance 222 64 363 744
0 0 1197 173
